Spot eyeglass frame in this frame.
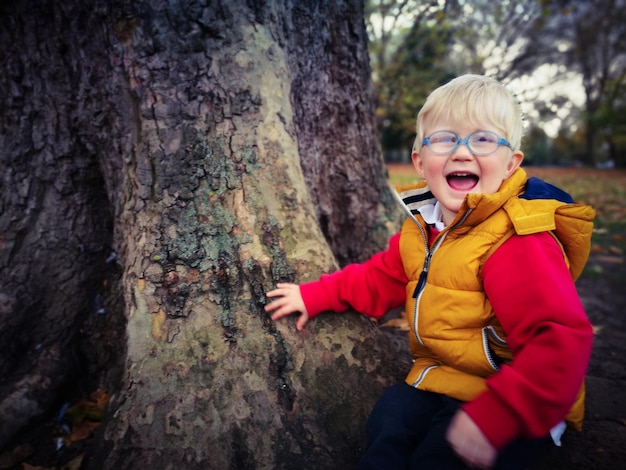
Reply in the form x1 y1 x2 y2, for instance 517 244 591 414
421 130 512 156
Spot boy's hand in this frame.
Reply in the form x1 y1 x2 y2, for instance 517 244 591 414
265 283 310 331
446 410 496 469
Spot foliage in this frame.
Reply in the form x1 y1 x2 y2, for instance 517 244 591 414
377 26 455 161
523 125 551 165
366 0 456 162
550 126 587 166
593 77 626 167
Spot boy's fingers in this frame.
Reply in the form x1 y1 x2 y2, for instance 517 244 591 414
266 286 292 298
296 316 308 331
269 302 293 318
265 299 288 313
271 310 293 321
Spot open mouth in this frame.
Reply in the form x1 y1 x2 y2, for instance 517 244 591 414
446 173 479 191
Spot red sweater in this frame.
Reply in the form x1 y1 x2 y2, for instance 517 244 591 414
299 230 593 449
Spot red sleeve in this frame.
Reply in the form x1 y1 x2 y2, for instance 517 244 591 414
299 233 408 319
463 232 593 450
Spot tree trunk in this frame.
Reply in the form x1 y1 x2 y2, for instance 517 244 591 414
0 0 121 451
1 0 407 468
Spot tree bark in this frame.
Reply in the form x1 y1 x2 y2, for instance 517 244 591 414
0 0 121 450
1 1 406 467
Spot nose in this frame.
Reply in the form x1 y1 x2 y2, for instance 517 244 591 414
450 138 474 159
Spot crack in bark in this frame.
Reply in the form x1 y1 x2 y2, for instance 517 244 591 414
245 258 297 412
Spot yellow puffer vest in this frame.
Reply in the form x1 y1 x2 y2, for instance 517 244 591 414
396 168 595 430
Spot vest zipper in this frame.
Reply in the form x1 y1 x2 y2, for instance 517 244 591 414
482 325 507 371
412 236 444 346
482 328 500 371
412 243 436 298
411 209 473 346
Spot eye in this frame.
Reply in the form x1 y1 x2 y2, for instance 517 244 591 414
430 132 457 144
471 131 498 143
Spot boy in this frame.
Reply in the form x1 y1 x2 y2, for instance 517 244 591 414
265 74 595 469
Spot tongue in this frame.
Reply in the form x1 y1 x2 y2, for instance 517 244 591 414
448 175 478 191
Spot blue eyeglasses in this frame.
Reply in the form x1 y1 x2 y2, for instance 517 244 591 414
422 130 512 156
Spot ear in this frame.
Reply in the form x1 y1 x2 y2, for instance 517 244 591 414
505 150 524 178
411 151 426 179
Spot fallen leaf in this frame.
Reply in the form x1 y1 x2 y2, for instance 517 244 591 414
66 389 109 423
380 311 409 330
69 421 100 442
380 318 409 330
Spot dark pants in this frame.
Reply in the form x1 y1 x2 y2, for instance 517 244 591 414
359 383 551 470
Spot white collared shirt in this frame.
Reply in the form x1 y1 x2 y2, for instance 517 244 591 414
417 201 446 231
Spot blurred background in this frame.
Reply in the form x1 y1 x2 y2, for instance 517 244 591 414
365 0 626 168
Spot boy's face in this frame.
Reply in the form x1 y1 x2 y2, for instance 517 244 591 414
412 121 523 226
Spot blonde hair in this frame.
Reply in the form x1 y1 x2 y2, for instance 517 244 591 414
413 74 523 153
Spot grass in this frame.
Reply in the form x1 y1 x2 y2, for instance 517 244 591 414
386 164 626 259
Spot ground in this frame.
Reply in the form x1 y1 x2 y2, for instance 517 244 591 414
531 251 626 468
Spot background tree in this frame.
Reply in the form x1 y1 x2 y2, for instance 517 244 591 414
365 0 455 161
566 0 626 167
507 0 626 166
523 125 551 166
443 0 541 80
377 23 454 161
594 78 626 167
0 1 409 467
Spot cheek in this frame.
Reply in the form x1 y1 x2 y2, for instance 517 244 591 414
421 159 444 178
482 164 511 191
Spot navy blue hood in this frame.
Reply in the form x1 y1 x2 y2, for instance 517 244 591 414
520 176 574 204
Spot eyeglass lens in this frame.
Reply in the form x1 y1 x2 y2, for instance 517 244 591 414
426 131 503 155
